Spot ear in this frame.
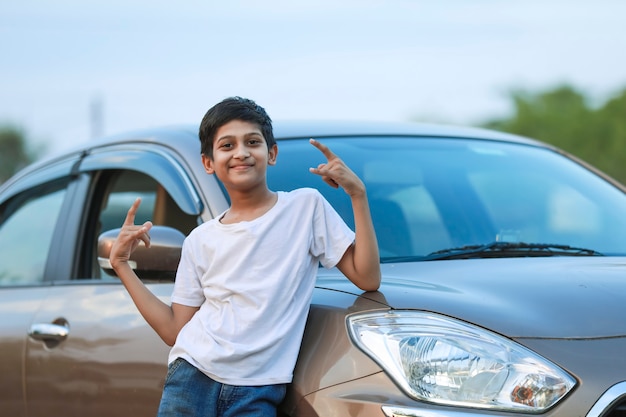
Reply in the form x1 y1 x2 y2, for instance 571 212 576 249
201 154 215 174
268 144 278 166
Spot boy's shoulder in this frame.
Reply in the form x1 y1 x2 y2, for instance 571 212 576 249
184 217 214 242
280 187 324 205
283 187 321 198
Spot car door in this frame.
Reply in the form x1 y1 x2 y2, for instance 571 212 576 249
24 145 205 417
0 176 74 417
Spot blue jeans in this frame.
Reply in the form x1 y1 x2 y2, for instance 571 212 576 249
157 358 287 417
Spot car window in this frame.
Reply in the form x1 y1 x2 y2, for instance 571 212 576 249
79 147 202 215
269 137 626 260
98 171 158 234
470 171 601 242
81 170 198 279
382 185 450 256
0 180 68 285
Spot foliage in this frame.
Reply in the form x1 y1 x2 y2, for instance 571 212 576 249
481 85 626 184
0 126 41 184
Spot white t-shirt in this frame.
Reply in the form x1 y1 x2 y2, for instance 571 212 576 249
168 188 355 385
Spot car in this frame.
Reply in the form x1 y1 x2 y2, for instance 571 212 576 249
1 120 625 417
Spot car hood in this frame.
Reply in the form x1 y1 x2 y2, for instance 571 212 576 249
318 257 626 339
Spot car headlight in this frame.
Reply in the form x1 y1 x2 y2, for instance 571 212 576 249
347 310 576 413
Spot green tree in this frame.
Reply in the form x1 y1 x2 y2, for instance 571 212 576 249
593 89 626 179
0 126 40 184
480 85 626 184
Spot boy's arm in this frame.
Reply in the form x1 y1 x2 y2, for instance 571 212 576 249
109 198 199 346
309 139 381 291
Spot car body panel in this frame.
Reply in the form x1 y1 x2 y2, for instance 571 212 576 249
0 286 50 417
371 258 626 338
290 288 389 397
518 337 626 416
24 282 171 416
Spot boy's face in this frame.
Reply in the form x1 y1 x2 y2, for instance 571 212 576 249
201 119 278 192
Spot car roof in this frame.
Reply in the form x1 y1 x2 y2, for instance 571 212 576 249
90 119 544 148
1 120 548 193
272 119 542 146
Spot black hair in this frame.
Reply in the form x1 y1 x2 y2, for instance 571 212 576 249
198 96 275 158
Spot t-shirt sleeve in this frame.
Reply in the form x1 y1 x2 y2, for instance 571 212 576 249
310 191 356 269
170 236 205 307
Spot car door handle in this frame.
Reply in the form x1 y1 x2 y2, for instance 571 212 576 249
28 319 70 348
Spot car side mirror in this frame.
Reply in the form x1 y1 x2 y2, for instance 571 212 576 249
97 225 185 281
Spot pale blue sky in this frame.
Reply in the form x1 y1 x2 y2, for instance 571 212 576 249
2 1 626 156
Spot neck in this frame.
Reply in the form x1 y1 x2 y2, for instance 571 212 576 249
228 186 274 209
221 187 277 224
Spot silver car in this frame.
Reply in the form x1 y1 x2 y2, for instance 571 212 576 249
1 120 625 416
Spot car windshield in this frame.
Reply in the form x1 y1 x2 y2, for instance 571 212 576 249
267 136 626 262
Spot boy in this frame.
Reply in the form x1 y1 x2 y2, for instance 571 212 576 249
109 97 381 416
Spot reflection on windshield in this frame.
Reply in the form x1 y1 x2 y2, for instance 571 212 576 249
268 137 626 261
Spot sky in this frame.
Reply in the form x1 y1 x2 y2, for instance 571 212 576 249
2 0 626 157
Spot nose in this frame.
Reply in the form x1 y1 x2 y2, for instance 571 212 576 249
234 145 250 159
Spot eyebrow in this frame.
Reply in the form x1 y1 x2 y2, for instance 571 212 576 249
216 131 264 143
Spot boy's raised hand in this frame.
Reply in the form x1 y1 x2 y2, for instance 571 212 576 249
309 139 381 291
109 198 153 269
309 138 365 197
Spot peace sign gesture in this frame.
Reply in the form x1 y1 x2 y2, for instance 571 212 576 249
109 198 153 269
308 138 365 197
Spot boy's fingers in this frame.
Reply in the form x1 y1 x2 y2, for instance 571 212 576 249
139 221 153 246
142 221 153 239
309 166 340 189
139 234 151 248
323 177 339 188
310 138 337 161
123 198 142 226
309 162 326 176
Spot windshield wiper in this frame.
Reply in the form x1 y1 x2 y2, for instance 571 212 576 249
422 242 604 261
381 242 604 263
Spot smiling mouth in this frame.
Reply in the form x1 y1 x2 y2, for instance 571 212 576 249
230 164 253 170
